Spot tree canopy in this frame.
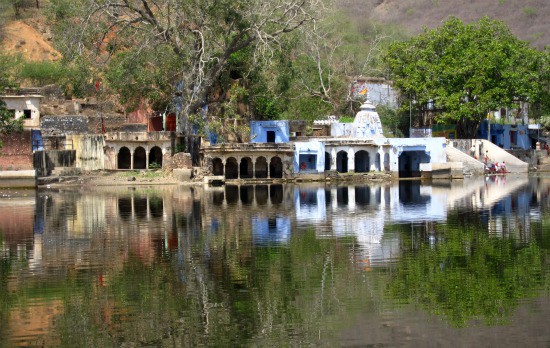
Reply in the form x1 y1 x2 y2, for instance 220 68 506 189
56 0 325 133
385 17 547 138
0 54 24 148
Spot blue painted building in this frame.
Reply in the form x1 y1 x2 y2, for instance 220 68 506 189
477 121 531 150
250 120 290 143
294 140 326 173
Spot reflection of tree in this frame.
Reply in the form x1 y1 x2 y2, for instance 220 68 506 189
0 256 11 339
387 212 549 327
49 227 377 346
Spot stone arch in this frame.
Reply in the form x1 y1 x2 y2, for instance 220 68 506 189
324 152 331 171
212 158 224 176
225 157 238 179
354 150 370 173
118 147 131 169
149 146 163 168
269 156 283 178
255 157 268 178
336 150 348 173
240 157 253 178
399 150 431 178
134 147 147 169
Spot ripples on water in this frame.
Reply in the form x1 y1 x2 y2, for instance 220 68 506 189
1 175 550 346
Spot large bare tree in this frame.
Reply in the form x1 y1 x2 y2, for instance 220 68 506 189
72 0 322 132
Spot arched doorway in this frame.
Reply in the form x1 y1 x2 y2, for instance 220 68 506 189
149 146 163 169
118 147 131 169
384 153 390 171
134 147 147 169
240 157 253 178
355 150 369 173
269 157 283 178
375 153 381 171
398 150 430 178
225 157 238 179
336 151 348 173
212 158 224 176
255 157 268 178
325 152 331 171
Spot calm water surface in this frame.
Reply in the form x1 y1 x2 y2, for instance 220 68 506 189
1 175 550 347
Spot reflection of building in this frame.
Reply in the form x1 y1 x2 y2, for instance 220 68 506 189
252 216 291 244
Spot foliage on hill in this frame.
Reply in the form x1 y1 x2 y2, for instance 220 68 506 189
0 0 548 141
337 0 550 49
0 54 24 148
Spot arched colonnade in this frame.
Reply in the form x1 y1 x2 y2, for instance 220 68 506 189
108 144 166 170
324 146 390 173
211 155 284 179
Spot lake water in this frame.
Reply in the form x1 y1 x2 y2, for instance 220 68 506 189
1 175 550 347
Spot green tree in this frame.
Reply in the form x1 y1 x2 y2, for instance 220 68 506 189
385 17 546 138
0 100 24 149
376 104 408 137
0 54 23 149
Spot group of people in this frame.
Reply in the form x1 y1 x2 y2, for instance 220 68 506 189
470 144 507 173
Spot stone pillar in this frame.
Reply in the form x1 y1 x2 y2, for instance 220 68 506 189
331 148 337 171
267 156 271 178
222 158 227 178
252 158 256 179
130 149 134 170
377 149 383 171
237 156 241 179
145 149 150 170
348 148 355 172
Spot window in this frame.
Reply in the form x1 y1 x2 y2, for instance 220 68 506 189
267 130 275 142
23 109 32 119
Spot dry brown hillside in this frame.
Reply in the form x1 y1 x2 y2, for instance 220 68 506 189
2 20 60 61
337 0 549 48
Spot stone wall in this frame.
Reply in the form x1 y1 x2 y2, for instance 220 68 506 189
41 115 90 135
163 152 193 172
68 134 106 171
0 131 33 170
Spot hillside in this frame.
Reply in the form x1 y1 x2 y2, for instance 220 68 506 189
337 0 549 49
2 20 60 61
1 0 548 64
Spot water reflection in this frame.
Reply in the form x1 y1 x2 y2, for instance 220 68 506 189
1 175 550 346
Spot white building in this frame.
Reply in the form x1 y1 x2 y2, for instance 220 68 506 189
0 93 42 129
